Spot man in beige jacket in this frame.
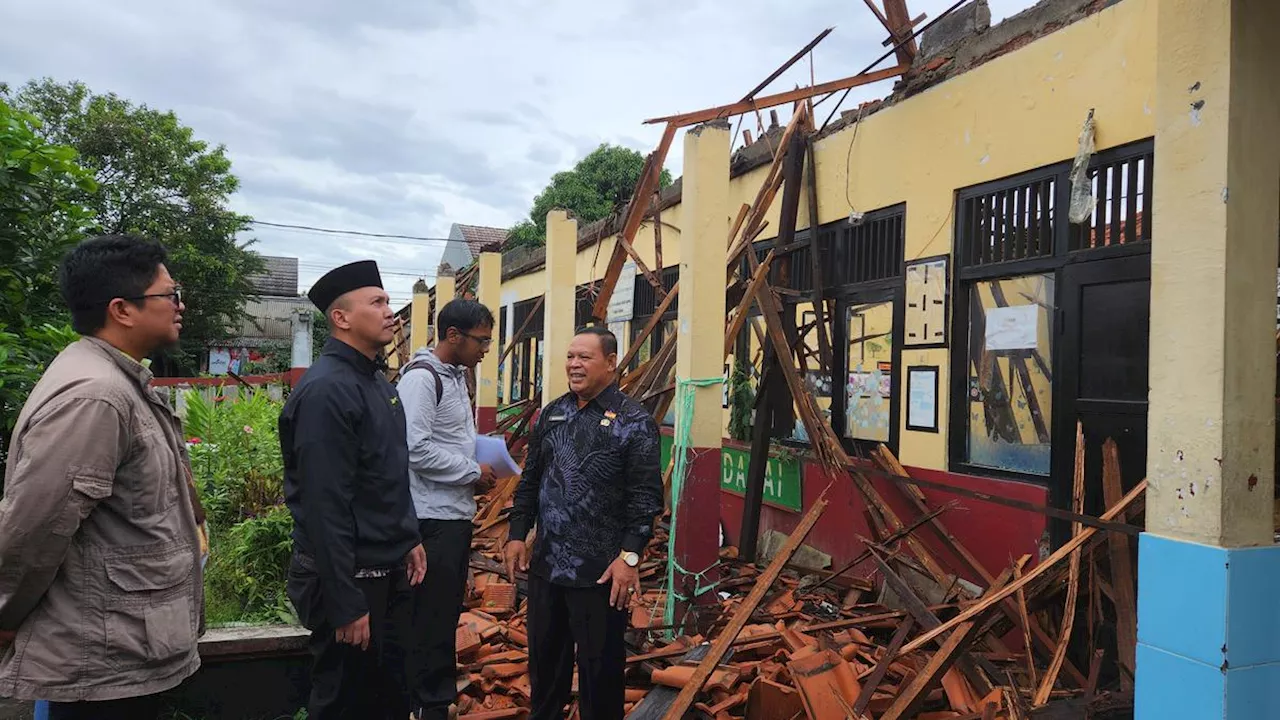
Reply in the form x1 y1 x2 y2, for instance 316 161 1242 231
0 234 208 719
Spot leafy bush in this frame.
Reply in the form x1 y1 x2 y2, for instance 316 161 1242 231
186 388 284 528
186 387 294 625
727 355 756 442
204 505 296 626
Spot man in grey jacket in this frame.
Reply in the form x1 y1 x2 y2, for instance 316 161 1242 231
0 235 206 719
399 298 498 720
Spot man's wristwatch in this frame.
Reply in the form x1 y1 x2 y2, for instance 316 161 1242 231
619 550 640 568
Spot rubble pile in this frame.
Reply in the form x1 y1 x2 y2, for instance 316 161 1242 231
454 439 1142 720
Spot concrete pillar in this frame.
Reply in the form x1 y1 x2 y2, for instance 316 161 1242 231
477 251 502 433
672 120 731 625
434 264 457 340
543 210 577 405
290 309 312 369
1137 1 1280 716
410 278 432 353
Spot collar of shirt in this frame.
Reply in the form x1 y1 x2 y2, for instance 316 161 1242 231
427 348 469 379
558 383 626 416
323 337 382 375
83 336 154 389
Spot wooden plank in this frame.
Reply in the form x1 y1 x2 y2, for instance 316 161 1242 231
812 501 958 593
629 645 712 720
880 616 985 719
724 251 775 359
899 478 1147 656
852 617 914 716
616 231 665 301
872 447 1086 687
644 64 909 127
616 281 679 373
652 195 664 283
726 107 810 273
855 461 1142 537
874 445 993 587
738 346 777 563
1102 438 1138 688
1033 422 1086 705
592 123 677 319
624 609 913 665
803 136 833 371
660 493 830 720
870 547 998 700
882 0 919 63
1013 556 1039 690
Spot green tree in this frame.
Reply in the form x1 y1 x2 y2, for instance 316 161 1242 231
0 96 96 479
4 79 264 374
505 143 673 249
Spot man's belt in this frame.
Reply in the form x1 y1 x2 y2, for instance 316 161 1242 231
293 549 398 578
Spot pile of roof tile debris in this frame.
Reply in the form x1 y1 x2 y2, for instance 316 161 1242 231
456 429 1143 720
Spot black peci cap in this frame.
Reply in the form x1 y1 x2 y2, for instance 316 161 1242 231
307 260 384 311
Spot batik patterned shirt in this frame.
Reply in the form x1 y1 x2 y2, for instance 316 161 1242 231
508 384 663 587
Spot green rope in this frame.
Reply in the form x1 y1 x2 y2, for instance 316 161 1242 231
664 374 725 636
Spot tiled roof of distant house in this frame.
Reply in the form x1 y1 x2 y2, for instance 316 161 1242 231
455 224 509 257
249 256 299 297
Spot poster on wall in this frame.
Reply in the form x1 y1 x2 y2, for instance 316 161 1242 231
906 365 940 433
608 320 629 358
607 260 637 322
208 348 231 376
904 256 948 348
985 305 1039 351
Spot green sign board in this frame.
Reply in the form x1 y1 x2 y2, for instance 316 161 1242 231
659 435 803 513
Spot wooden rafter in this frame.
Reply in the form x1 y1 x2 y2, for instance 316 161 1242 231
644 64 908 127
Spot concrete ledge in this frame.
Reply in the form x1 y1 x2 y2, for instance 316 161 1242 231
198 624 310 663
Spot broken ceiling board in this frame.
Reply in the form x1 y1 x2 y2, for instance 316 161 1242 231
757 529 832 571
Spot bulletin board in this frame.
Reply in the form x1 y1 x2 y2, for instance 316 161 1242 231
904 255 949 348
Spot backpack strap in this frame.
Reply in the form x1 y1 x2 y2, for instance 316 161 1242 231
399 358 444 405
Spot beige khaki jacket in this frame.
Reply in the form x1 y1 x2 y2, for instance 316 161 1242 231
0 337 205 702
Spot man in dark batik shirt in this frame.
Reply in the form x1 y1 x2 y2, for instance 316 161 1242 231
505 326 663 720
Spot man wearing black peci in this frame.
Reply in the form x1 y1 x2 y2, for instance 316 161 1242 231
280 260 427 719
505 326 663 720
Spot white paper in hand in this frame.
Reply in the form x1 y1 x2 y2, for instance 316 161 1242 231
475 434 521 479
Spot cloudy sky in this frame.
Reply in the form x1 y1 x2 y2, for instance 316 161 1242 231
3 0 1036 305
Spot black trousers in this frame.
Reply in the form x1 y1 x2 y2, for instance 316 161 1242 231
527 573 627 720
301 573 413 720
409 519 474 720
47 694 162 720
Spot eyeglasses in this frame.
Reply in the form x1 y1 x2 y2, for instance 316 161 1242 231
462 332 493 348
119 286 182 307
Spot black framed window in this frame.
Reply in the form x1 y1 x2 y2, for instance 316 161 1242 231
512 296 544 342
733 204 907 451
628 266 679 373
510 296 544 403
949 138 1154 481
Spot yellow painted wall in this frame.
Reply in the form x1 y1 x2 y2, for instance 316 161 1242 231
493 0 1157 470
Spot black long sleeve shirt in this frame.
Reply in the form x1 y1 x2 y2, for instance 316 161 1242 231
279 338 420 627
509 384 663 587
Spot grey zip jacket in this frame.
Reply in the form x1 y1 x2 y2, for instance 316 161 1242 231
399 348 481 520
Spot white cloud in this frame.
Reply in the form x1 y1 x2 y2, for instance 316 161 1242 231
2 0 1038 302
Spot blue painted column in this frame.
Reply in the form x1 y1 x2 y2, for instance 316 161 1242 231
1138 0 1280 717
